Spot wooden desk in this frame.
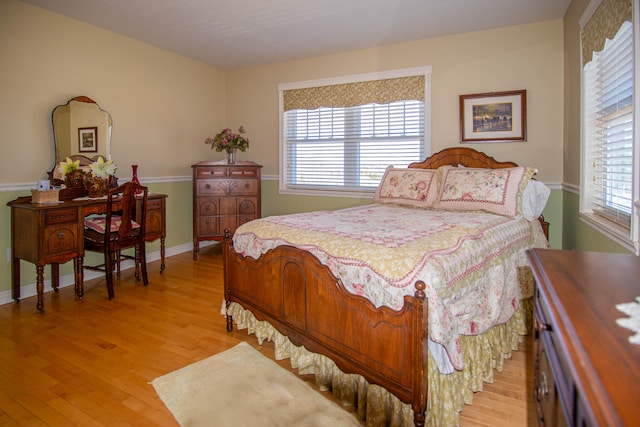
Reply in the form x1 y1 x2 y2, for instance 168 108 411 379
527 249 640 426
7 193 167 312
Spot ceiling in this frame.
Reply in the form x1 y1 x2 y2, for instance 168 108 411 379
22 0 570 70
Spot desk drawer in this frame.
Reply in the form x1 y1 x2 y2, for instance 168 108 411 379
45 207 78 225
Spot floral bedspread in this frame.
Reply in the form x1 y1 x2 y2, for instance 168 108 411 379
232 203 548 369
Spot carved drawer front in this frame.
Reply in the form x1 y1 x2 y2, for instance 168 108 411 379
198 198 220 216
145 210 163 237
229 167 259 178
199 216 220 236
197 179 257 196
45 207 77 225
44 225 79 257
146 198 163 212
228 180 258 196
238 198 257 215
196 167 227 179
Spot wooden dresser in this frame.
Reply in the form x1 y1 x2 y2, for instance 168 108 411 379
526 248 640 427
191 161 262 259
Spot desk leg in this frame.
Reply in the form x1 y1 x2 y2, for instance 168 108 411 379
11 257 20 302
74 257 84 298
160 237 166 272
51 263 60 292
36 265 44 313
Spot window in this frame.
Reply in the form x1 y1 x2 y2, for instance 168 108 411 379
580 0 638 252
279 68 431 197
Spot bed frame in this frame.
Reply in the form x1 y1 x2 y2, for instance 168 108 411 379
223 147 548 426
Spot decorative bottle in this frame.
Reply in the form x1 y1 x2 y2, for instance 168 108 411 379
131 164 142 194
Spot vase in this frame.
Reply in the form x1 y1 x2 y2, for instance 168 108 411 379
64 169 85 189
226 148 237 164
131 164 143 194
84 175 108 198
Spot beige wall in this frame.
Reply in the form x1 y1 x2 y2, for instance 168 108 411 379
563 0 589 187
227 20 565 184
0 0 228 184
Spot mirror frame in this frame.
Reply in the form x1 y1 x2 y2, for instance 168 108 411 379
51 96 112 172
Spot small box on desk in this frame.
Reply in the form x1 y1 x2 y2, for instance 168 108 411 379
31 189 60 204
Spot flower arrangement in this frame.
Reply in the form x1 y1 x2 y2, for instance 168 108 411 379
204 126 250 153
84 157 117 198
88 156 117 179
57 157 81 179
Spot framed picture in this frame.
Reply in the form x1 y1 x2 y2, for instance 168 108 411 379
459 90 526 143
78 127 98 152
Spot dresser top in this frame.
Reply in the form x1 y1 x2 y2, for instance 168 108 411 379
192 160 262 167
527 248 640 426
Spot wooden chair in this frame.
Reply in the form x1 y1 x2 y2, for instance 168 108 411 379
83 181 149 299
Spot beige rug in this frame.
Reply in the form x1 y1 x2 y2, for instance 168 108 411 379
151 341 362 426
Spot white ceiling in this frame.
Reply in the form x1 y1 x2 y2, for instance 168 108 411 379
21 0 570 70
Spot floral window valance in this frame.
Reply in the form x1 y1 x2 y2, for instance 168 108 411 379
581 0 632 66
283 75 424 112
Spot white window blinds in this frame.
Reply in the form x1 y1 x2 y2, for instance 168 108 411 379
584 20 634 228
280 72 428 195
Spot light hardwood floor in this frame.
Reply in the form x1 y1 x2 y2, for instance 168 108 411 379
0 244 535 426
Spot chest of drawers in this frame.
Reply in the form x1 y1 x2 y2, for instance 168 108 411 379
192 161 262 259
526 248 640 427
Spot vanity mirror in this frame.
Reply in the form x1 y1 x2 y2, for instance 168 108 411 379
52 96 112 169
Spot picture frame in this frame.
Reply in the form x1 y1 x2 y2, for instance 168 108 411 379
459 90 526 143
78 126 98 152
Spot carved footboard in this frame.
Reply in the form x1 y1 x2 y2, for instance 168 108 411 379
223 234 430 426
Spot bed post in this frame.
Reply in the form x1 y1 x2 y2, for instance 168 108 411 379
223 228 234 333
412 280 428 427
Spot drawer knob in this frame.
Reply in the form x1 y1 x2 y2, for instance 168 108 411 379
534 317 551 333
57 231 66 239
244 183 250 189
204 184 211 190
538 372 549 397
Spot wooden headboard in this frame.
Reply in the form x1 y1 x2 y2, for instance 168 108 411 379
409 147 518 170
408 147 549 240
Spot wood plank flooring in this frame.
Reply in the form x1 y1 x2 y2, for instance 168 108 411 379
0 244 535 426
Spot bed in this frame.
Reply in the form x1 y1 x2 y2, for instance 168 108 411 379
223 147 550 427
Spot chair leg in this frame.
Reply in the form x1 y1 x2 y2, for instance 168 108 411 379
138 243 149 287
116 250 121 280
104 250 115 300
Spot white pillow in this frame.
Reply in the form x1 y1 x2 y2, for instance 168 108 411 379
521 180 551 221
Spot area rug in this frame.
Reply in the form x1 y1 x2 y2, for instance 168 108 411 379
151 341 362 426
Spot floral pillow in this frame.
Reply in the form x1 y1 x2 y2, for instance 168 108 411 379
433 165 536 217
374 167 439 208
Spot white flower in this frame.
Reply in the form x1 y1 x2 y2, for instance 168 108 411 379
89 157 117 179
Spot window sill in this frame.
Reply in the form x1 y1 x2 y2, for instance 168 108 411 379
279 187 375 199
579 212 638 254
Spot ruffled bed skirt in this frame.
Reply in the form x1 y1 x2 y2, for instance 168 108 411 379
226 298 532 427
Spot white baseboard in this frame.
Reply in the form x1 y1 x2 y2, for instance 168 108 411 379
0 241 219 306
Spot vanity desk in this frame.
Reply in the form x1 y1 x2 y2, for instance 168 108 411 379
8 191 167 312
526 248 640 426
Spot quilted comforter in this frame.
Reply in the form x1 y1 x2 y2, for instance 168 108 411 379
232 203 548 370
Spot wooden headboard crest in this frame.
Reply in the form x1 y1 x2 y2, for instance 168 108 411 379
409 147 518 170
